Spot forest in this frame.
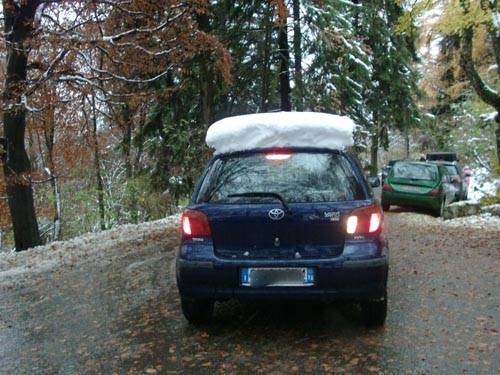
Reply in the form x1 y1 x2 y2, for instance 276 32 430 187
0 0 498 251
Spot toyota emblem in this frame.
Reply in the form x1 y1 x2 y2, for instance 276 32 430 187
268 208 285 220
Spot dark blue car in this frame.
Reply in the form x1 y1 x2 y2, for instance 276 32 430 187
176 148 388 325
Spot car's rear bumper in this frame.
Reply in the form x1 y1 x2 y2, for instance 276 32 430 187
382 191 440 211
176 253 388 302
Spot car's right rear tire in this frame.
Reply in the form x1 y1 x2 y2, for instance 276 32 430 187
181 298 214 325
435 198 445 217
361 293 387 327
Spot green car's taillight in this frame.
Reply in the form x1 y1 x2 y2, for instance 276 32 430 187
382 183 393 192
428 188 441 197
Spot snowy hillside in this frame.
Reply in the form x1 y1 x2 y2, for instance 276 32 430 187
468 167 500 202
0 215 180 287
2 209 498 289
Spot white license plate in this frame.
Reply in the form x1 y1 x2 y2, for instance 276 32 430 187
400 185 421 193
240 267 315 287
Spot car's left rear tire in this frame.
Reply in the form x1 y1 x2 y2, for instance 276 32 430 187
181 298 214 325
381 200 390 211
361 293 387 327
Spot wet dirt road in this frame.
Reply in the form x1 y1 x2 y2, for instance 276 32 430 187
0 211 498 374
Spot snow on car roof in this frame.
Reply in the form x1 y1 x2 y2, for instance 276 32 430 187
206 111 355 155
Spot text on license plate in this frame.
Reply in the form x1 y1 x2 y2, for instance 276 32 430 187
240 267 315 287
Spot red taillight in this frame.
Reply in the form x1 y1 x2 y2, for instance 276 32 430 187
180 209 211 239
382 183 393 192
428 188 441 197
345 205 383 235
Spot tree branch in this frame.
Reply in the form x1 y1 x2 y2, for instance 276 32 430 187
460 27 500 109
25 48 68 96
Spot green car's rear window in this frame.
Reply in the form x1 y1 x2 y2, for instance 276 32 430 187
391 162 438 181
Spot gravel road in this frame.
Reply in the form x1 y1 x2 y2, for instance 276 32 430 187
0 211 498 374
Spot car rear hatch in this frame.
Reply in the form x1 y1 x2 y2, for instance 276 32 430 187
193 150 368 260
388 178 438 195
387 162 440 195
198 203 348 260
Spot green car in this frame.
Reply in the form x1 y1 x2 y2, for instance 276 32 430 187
381 161 456 217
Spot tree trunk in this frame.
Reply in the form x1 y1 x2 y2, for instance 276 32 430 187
352 0 360 29
496 115 500 164
121 103 133 179
370 114 379 177
1 0 41 251
47 151 61 241
134 106 146 173
292 0 303 111
278 19 292 111
200 62 213 125
43 103 61 241
91 93 106 231
460 25 500 162
91 45 107 230
404 127 410 159
260 3 273 112
483 0 500 75
50 173 61 241
197 12 213 125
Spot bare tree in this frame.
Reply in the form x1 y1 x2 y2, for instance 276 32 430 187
1 0 227 250
2 0 43 250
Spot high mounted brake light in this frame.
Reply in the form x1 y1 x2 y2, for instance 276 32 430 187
265 153 292 161
345 205 383 235
180 209 211 239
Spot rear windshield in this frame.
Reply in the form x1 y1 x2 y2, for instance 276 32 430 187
391 162 438 181
444 165 459 175
197 152 365 204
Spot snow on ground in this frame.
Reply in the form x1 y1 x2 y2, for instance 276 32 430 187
0 215 179 286
1 207 496 288
480 111 497 122
441 213 500 229
468 167 500 202
206 112 355 155
395 211 500 231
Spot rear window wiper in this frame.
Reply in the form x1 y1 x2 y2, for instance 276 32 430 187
227 192 292 214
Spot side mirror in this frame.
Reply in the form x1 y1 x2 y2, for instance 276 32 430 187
368 176 381 188
441 175 451 183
